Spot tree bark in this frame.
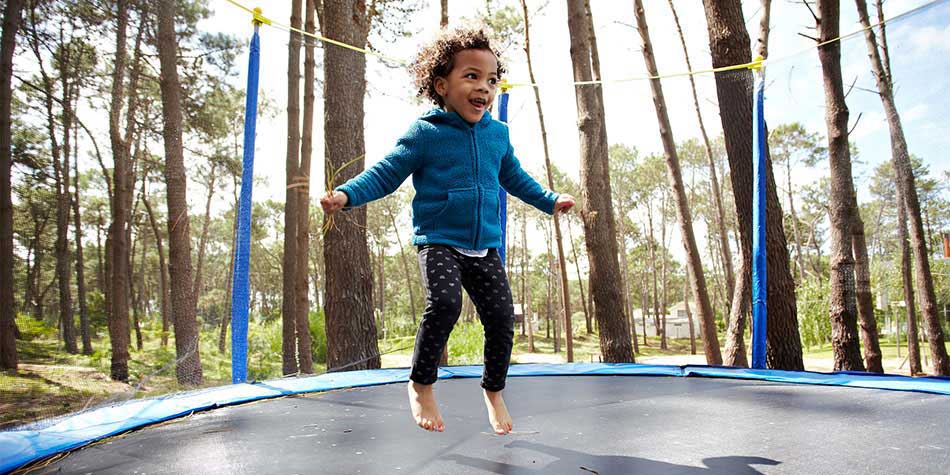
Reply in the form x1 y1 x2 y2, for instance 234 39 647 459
323 0 379 371
702 0 803 370
142 182 171 348
294 0 317 375
157 0 202 385
283 0 302 376
565 218 590 334
72 114 91 355
897 183 922 375
107 0 132 381
634 0 720 363
851 188 883 372
666 0 735 304
564 0 631 362
0 0 21 370
724 245 750 367
816 0 864 371
854 0 949 375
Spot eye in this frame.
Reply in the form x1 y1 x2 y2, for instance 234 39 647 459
488 78 498 86
464 73 477 79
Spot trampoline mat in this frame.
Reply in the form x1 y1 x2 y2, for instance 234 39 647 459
31 375 950 474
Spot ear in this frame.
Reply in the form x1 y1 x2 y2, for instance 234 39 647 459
434 76 448 98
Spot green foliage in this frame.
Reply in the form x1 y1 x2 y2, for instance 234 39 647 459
447 322 485 366
797 278 832 349
310 310 327 365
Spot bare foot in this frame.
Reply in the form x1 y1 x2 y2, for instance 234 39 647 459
483 389 513 435
408 381 444 432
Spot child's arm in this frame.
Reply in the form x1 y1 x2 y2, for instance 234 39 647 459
328 122 427 212
499 144 563 215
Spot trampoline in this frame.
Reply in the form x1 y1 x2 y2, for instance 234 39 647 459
3 363 950 474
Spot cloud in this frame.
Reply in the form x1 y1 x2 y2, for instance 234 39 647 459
905 24 950 56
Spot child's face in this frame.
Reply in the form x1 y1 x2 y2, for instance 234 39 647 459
434 48 499 124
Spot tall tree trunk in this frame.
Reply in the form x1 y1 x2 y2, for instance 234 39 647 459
157 0 202 385
142 184 170 348
107 0 132 381
816 0 864 371
220 180 239 353
0 0 21 370
73 117 91 355
634 0 720 363
684 278 696 355
565 218 590 334
522 0 572 361
193 162 217 300
666 0 735 303
851 188 882 372
702 0 803 370
521 209 534 353
659 193 668 350
724 246 751 367
647 207 661 336
387 209 417 320
130 229 143 351
283 0 302 376
565 0 631 362
294 0 317 375
897 183 922 375
854 0 949 375
323 0 379 371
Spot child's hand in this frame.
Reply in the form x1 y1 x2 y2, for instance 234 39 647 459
554 194 575 214
320 190 349 214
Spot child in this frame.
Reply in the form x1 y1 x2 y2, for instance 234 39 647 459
320 26 574 435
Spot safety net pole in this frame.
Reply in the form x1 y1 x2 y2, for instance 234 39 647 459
497 87 510 265
751 69 767 369
231 19 262 384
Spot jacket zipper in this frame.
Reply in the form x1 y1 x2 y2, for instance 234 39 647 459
471 127 481 249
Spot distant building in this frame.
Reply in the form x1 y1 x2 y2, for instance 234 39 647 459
632 301 696 339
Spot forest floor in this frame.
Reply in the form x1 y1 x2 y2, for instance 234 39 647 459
2 317 947 430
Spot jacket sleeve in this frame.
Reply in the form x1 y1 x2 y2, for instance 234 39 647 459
499 143 558 215
335 121 425 208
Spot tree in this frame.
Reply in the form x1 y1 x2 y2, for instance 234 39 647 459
521 0 573 361
295 0 317 375
0 0 22 371
323 0 379 371
157 0 202 385
815 0 864 371
854 0 949 375
564 0 632 363
701 0 803 370
633 0 721 364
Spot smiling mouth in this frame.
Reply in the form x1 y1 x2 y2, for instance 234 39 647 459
470 97 487 109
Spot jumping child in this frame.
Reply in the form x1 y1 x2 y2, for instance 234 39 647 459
320 26 574 435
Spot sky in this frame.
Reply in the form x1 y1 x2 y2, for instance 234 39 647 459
201 0 950 257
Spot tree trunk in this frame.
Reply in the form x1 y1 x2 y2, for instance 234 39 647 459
660 192 668 350
0 0 21 370
130 231 143 351
684 278 696 355
816 0 864 371
851 188 882 373
897 183 922 375
283 0 302 376
565 218 590 334
647 207 660 336
295 0 317 375
323 0 379 371
73 119 91 355
522 0 572 362
786 158 806 283
724 245 751 367
634 0 720 363
702 0 803 370
666 0 735 304
107 0 132 382
388 209 416 320
854 0 949 375
193 162 217 300
220 181 239 353
521 209 534 353
157 0 202 385
142 182 171 348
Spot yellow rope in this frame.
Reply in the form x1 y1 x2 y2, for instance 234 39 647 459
221 0 938 87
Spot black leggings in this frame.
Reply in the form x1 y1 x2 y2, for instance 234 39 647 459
410 244 515 392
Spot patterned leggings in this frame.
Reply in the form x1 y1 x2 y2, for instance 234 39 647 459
410 244 515 392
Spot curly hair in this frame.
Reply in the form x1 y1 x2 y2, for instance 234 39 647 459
410 26 506 107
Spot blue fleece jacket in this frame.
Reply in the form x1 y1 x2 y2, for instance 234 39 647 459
336 108 558 250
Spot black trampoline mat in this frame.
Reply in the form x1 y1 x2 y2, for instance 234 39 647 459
31 375 950 474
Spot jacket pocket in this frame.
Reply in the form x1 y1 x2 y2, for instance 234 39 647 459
479 187 502 246
430 187 476 243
